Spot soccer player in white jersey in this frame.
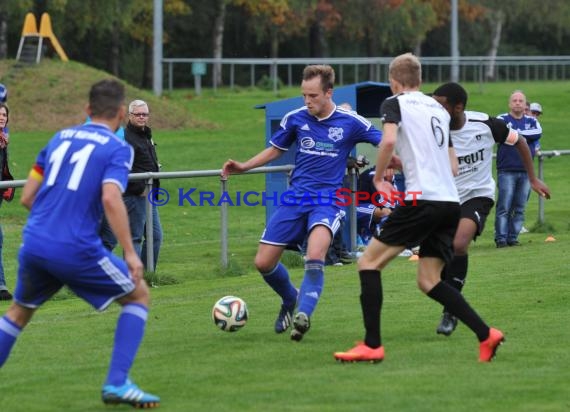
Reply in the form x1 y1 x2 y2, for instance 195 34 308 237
0 80 160 408
222 65 383 341
334 53 505 363
431 82 550 336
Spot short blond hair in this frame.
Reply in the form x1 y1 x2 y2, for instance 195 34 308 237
389 53 422 88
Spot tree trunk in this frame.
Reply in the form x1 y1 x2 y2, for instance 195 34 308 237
269 28 279 88
309 22 322 58
33 0 48 17
309 19 328 58
0 12 7 59
212 0 226 87
110 22 120 77
413 38 422 57
486 10 504 81
143 39 153 89
365 27 376 79
270 27 279 58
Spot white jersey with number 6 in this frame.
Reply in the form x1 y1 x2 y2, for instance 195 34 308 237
380 91 459 202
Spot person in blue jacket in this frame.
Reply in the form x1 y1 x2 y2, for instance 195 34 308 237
495 90 542 247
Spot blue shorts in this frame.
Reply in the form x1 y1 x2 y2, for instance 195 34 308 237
261 203 344 249
14 246 135 311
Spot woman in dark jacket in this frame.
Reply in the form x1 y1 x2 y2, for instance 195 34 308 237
0 101 13 300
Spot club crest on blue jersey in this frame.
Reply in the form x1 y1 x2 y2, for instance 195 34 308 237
328 127 344 142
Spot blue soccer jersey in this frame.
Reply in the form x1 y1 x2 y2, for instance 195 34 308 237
270 105 381 200
496 112 542 171
22 123 133 257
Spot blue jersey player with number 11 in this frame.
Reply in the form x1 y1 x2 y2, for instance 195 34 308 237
0 79 160 408
222 65 387 342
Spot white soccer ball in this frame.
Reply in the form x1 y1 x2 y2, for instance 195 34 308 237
212 296 248 332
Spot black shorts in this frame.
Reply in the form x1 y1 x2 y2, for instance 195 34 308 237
460 197 494 239
375 200 460 264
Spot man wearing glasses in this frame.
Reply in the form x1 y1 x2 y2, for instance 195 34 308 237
104 100 163 271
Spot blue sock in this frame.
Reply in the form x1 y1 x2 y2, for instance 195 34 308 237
105 304 148 387
0 316 22 367
297 259 324 317
261 263 297 308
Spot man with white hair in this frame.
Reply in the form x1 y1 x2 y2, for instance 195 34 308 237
102 100 163 270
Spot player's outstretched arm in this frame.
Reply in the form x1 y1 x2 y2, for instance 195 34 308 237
102 182 144 282
374 123 397 189
387 154 402 170
530 178 551 199
221 146 284 178
514 136 551 199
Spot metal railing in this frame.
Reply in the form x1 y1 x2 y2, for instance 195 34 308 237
128 165 295 269
163 56 570 93
1 150 568 269
535 150 569 223
0 165 295 271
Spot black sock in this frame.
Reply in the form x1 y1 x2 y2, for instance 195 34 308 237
441 254 468 313
427 281 490 341
359 270 382 348
446 254 468 292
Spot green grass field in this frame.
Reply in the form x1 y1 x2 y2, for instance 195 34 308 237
0 82 569 411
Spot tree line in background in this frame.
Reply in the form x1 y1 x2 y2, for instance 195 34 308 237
1 0 570 89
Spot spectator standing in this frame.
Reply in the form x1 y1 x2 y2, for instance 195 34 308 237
222 65 383 342
334 53 504 363
101 100 163 271
495 90 542 247
0 79 160 408
529 102 542 119
0 101 12 300
528 102 543 158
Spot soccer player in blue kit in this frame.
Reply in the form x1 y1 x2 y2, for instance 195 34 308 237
0 79 160 408
222 65 384 341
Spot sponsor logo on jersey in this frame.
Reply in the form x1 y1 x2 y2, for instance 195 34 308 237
298 140 339 158
315 141 334 151
458 148 484 165
300 137 315 149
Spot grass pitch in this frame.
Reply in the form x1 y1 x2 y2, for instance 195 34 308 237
0 81 569 411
